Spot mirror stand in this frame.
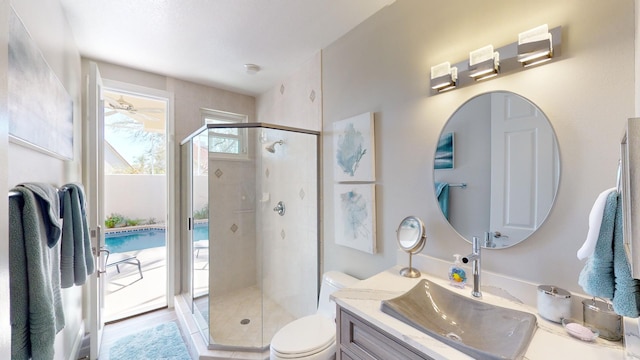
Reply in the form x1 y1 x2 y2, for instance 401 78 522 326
400 253 421 278
397 216 427 278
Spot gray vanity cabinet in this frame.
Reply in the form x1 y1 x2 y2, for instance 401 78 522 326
337 306 433 360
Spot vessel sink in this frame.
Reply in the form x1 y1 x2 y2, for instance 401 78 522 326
380 279 537 360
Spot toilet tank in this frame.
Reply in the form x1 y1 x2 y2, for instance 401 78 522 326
316 271 359 320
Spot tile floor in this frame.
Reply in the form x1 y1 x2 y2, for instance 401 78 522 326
205 286 296 349
102 245 296 356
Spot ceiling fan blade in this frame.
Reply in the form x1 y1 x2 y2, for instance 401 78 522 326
135 108 164 114
134 112 162 122
116 95 134 108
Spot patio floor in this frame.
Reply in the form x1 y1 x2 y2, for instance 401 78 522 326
104 245 210 322
104 246 167 322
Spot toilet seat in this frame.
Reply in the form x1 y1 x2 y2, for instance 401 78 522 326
270 314 335 358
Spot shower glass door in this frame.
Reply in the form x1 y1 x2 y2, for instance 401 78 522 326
185 123 319 352
191 129 210 331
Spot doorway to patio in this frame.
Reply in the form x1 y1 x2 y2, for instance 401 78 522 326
102 86 169 322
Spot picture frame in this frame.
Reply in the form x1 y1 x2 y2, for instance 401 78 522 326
333 112 375 182
8 9 74 160
334 183 376 254
434 132 454 170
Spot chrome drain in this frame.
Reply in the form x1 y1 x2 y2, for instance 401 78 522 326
445 332 462 342
240 319 250 325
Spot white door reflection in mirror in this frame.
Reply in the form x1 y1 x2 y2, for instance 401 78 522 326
489 92 558 247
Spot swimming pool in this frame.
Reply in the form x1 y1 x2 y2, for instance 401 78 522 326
105 224 209 253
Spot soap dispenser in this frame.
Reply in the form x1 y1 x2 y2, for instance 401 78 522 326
448 254 467 288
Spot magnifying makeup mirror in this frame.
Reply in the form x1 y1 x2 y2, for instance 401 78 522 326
397 216 427 278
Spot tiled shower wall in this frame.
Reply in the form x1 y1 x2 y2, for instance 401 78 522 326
209 158 258 296
206 51 322 318
257 52 322 319
258 129 318 319
207 126 319 321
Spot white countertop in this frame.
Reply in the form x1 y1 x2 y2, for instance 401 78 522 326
332 267 627 360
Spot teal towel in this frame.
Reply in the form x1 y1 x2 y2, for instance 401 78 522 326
612 194 640 317
435 182 450 220
9 187 64 360
578 191 617 299
60 183 95 288
17 182 62 248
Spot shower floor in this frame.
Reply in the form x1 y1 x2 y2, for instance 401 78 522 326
196 286 296 349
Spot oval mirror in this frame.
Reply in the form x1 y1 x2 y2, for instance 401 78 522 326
397 216 427 277
433 91 560 249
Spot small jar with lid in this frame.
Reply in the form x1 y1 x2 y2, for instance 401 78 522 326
582 298 622 341
537 285 571 323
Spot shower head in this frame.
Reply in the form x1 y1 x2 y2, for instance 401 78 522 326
265 140 284 153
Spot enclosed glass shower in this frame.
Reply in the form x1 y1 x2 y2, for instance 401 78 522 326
180 123 320 351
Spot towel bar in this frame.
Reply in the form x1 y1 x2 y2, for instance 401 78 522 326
9 186 70 198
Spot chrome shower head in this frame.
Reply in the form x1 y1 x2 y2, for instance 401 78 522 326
265 140 284 153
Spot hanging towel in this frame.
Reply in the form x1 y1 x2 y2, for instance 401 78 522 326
435 182 450 220
9 187 65 360
60 183 95 288
17 182 62 248
577 187 617 260
578 191 618 299
612 193 640 317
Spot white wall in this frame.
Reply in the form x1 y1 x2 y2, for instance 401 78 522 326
0 1 10 357
257 54 322 132
104 175 167 222
637 0 640 117
322 0 635 295
6 1 84 359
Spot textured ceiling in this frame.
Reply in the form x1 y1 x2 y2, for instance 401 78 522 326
60 0 395 96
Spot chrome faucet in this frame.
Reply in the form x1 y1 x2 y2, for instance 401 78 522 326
462 234 483 298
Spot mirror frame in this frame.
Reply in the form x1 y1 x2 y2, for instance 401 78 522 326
397 216 427 278
397 215 427 252
434 91 560 249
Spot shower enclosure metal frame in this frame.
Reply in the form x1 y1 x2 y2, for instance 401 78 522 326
180 122 321 352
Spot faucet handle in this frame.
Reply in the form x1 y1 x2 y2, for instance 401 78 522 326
472 236 480 252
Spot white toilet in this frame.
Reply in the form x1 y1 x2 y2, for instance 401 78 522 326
270 271 359 360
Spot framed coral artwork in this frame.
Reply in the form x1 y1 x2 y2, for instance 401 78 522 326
334 184 376 254
333 112 375 182
434 132 454 170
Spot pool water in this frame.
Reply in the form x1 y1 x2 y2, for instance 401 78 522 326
105 224 209 253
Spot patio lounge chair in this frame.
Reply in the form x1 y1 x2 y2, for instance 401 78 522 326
105 249 143 280
194 240 209 258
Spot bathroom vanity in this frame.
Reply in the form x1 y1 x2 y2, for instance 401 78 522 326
333 267 626 360
338 307 433 360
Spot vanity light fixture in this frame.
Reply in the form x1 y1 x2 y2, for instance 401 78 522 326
428 26 561 95
430 62 458 92
517 24 553 67
468 45 499 81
